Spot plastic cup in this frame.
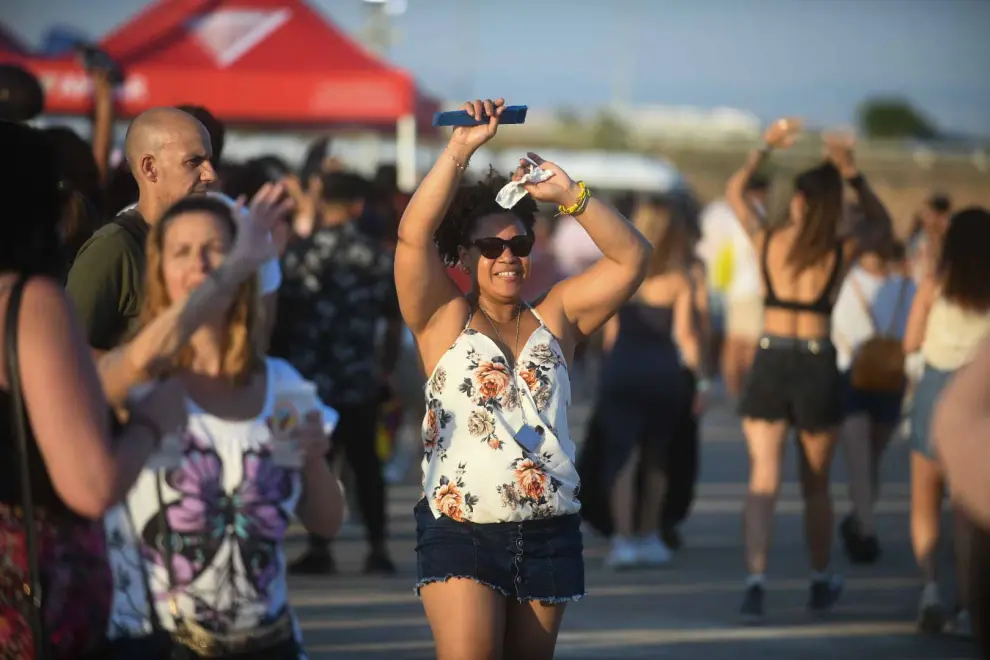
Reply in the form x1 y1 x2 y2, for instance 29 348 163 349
271 381 322 468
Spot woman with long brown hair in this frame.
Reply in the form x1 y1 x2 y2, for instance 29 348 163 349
102 196 345 658
728 125 891 622
903 207 990 636
597 195 704 569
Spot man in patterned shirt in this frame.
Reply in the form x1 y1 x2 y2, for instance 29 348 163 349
271 172 401 574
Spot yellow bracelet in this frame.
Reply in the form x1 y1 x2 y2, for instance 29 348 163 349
556 181 590 217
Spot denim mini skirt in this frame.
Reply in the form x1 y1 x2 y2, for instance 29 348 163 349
414 498 586 603
909 363 956 460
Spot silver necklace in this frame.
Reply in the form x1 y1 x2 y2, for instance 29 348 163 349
476 303 521 368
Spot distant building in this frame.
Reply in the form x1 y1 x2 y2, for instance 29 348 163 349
439 100 762 143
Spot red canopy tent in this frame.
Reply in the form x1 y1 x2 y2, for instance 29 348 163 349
0 24 29 58
4 0 437 188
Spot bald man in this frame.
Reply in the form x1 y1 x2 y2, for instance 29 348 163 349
66 107 216 351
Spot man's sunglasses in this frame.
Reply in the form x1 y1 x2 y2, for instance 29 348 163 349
469 235 535 259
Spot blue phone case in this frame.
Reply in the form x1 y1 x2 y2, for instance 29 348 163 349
433 105 528 127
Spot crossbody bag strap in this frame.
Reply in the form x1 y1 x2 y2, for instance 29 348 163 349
5 274 50 659
849 273 880 334
885 277 911 336
156 471 181 627
124 499 166 633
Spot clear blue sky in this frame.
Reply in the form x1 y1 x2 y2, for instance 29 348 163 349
5 0 990 135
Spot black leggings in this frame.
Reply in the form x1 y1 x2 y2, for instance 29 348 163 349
315 402 387 548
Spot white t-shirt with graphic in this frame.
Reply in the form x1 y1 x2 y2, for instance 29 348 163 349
104 358 312 651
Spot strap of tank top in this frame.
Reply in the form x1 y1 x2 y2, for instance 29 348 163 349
524 302 547 327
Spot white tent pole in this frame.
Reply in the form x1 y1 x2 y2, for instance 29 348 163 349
396 113 417 193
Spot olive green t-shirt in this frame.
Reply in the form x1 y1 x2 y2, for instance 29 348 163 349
65 210 149 351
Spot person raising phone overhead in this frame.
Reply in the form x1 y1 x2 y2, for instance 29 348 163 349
394 98 650 660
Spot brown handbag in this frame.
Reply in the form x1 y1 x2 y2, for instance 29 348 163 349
849 274 909 393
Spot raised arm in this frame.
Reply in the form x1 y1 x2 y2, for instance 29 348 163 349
100 183 292 406
726 117 801 242
395 99 506 335
90 70 115 186
529 157 650 341
823 133 893 251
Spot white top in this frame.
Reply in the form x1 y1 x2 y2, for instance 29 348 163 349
420 307 580 524
697 199 761 300
120 199 281 295
922 297 990 370
105 358 309 650
831 267 916 371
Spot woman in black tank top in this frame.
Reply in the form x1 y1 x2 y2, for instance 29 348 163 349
723 123 893 623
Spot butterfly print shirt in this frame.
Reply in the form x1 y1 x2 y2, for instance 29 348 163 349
421 307 581 524
105 358 308 645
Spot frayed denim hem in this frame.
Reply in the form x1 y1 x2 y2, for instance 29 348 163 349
519 592 587 604
415 575 511 597
414 577 586 604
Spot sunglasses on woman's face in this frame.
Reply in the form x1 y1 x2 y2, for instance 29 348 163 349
469 235 535 260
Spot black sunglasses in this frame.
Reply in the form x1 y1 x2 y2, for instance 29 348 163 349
469 235 535 259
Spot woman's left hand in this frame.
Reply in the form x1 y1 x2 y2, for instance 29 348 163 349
514 152 581 207
295 410 331 466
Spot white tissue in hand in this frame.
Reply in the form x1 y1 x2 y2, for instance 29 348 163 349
495 166 554 209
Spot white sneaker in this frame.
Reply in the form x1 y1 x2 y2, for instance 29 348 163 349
605 536 639 570
636 534 672 567
949 609 972 638
916 583 945 634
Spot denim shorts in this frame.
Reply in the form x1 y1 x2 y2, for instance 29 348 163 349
414 498 586 603
738 336 842 431
839 370 905 425
909 364 956 460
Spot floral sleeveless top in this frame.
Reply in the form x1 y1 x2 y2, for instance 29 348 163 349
421 306 581 524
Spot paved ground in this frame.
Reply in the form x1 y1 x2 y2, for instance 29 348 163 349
285 387 979 659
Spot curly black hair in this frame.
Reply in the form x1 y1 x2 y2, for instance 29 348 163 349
435 166 538 266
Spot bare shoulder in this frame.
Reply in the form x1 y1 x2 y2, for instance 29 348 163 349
532 290 571 347
415 295 472 374
5 276 69 322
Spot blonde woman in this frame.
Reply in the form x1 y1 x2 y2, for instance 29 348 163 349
103 196 344 658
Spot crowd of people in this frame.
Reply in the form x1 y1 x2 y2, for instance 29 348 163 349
1 58 989 660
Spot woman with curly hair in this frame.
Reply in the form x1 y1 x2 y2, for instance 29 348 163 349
395 98 650 660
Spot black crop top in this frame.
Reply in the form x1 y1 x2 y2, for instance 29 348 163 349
761 227 844 316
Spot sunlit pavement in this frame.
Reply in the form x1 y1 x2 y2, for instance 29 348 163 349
287 388 979 659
